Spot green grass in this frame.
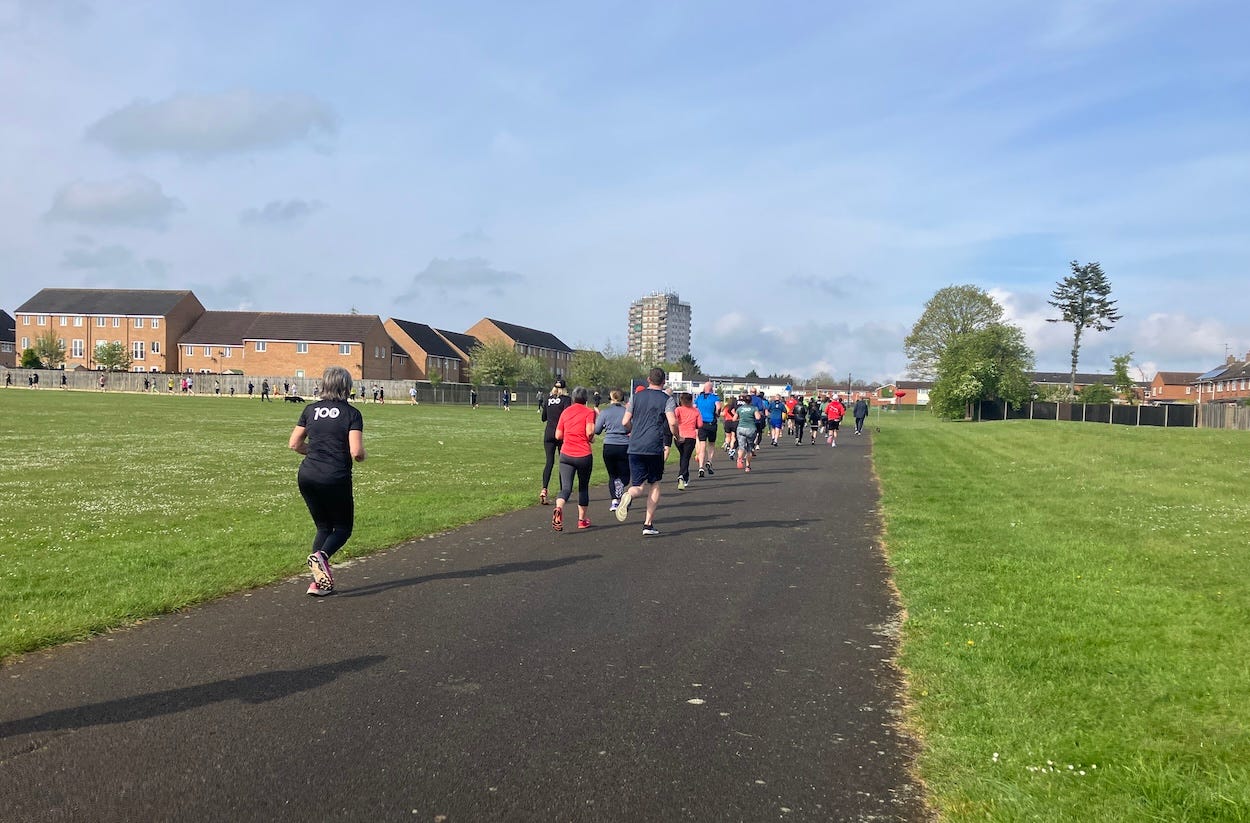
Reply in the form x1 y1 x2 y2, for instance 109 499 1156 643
0 390 601 660
873 412 1250 822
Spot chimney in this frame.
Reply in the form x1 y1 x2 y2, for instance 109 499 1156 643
1228 354 1237 365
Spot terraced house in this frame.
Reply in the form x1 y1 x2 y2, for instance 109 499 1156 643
13 288 205 372
466 317 572 380
0 310 14 369
383 318 475 383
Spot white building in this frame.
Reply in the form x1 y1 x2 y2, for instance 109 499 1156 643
627 291 691 364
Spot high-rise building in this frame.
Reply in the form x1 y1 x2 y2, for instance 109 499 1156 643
627 291 691 364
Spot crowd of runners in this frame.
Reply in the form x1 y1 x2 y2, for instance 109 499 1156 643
537 370 873 536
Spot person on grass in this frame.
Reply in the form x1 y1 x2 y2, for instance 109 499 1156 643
735 394 762 472
288 366 367 596
616 368 681 536
594 389 631 512
552 386 597 531
674 392 702 490
539 379 571 505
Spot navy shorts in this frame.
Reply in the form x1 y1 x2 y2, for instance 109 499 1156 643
628 453 666 487
697 421 718 443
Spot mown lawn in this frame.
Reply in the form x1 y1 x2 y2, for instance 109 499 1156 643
0 389 590 660
873 412 1250 822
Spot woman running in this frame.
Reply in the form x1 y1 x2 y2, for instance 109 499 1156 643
539 379 571 505
594 389 631 512
735 394 761 471
288 366 367 596
792 395 807 445
552 386 597 531
674 392 702 490
721 396 739 459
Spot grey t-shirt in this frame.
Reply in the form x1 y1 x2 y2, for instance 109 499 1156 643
625 388 676 455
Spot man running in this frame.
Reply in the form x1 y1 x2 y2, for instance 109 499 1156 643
693 381 721 478
824 394 846 447
616 368 681 536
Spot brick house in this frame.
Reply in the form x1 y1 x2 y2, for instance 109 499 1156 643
881 380 933 405
0 309 14 368
433 329 480 361
465 318 572 380
13 288 205 372
179 312 393 381
1194 354 1250 404
1148 371 1202 403
384 318 469 382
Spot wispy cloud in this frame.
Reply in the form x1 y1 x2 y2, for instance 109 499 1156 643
240 198 323 227
394 257 525 306
45 174 182 229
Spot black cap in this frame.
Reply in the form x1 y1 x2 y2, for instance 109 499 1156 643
554 379 566 388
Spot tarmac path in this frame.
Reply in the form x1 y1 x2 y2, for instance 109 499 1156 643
0 430 928 822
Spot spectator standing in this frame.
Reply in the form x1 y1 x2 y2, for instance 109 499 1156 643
261 380 271 402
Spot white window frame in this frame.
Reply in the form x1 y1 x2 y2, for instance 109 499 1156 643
23 315 30 325
151 318 160 329
71 339 84 358
96 317 107 327
296 342 309 354
133 341 145 361
184 345 195 357
60 316 68 326
339 344 351 355
21 336 29 350
135 318 145 329
113 317 120 328
204 346 212 357
37 315 46 325
223 347 231 358
151 341 160 354
74 316 83 327
255 341 267 352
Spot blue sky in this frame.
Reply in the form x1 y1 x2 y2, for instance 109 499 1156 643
2 0 1247 381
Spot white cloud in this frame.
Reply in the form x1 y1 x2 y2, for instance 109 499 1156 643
394 257 525 306
46 174 182 229
86 90 337 158
61 243 133 268
240 198 323 226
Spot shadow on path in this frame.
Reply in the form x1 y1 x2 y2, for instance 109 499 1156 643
339 554 602 599
0 655 386 739
667 518 819 537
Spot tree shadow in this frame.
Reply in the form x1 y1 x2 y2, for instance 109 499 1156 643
666 518 819 537
0 654 386 739
339 554 602 598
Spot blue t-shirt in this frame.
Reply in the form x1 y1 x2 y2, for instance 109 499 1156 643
769 399 784 423
625 389 676 455
694 392 720 424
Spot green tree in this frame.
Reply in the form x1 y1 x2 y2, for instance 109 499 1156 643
94 341 133 372
33 330 66 370
427 370 443 389
805 371 835 390
20 348 42 368
517 355 552 389
675 353 701 378
1047 261 1122 395
904 285 1005 379
570 350 611 390
469 339 521 387
929 323 1035 418
1079 382 1114 404
745 369 760 380
1111 352 1136 405
604 353 643 392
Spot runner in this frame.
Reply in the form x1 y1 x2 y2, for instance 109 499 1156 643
768 394 785 446
693 381 721 479
807 396 822 444
552 386 597 532
825 394 846 447
785 394 799 436
616 368 681 536
749 388 768 450
721 396 739 459
735 394 762 472
674 392 702 490
793 395 807 445
594 389 631 512
288 365 366 596
539 379 571 505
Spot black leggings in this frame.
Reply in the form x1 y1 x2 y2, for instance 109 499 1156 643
542 438 559 489
602 443 630 500
298 475 354 559
676 438 696 481
558 454 593 507
794 419 806 441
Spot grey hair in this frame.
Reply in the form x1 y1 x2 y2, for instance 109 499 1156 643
319 366 353 401
571 385 590 404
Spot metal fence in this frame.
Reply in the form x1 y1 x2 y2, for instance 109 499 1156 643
975 400 1197 428
0 368 552 409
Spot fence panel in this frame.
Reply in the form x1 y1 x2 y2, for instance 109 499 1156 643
974 400 1204 429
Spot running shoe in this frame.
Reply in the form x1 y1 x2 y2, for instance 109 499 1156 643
540 488 548 505
609 499 619 512
736 458 744 469
552 508 563 532
306 581 332 597
307 551 334 592
615 491 632 522
677 477 687 490
641 525 660 536
705 463 714 476
698 467 705 478
744 466 751 473
577 519 591 530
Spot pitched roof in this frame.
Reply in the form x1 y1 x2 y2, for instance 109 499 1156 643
388 319 461 359
0 310 13 344
16 288 198 316
180 311 262 345
484 318 572 352
243 313 383 343
1155 371 1202 384
1196 363 1236 381
895 380 934 389
1031 371 1116 385
435 329 480 358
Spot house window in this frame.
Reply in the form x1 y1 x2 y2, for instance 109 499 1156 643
1186 387 1192 395
296 343 309 354
184 345 195 357
339 344 351 355
23 315 30 325
295 370 304 378
222 347 231 358
1217 382 1224 392
37 315 46 325
71 339 84 358
135 318 145 328
0 342 11 353
152 341 160 354
21 337 28 350
201 346 210 357
133 341 145 361
255 341 267 352
74 316 83 327
113 317 120 328
151 319 159 329
96 317 107 327
60 316 68 326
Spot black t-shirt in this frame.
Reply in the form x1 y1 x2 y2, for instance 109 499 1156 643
297 400 364 483
541 395 571 440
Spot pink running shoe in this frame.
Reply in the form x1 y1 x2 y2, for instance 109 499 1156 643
307 551 334 592
307 581 332 597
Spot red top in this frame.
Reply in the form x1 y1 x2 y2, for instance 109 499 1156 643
557 404 597 458
675 406 702 439
826 400 846 421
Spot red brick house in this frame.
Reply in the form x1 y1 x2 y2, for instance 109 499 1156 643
1194 355 1250 404
1148 371 1201 403
0 310 15 368
466 318 572 380
384 318 470 382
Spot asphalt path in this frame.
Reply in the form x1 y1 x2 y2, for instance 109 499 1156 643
0 428 928 822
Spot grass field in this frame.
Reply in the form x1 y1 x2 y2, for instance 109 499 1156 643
0 389 595 660
873 413 1250 822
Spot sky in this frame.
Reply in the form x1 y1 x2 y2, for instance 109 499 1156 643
2 0 1247 383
